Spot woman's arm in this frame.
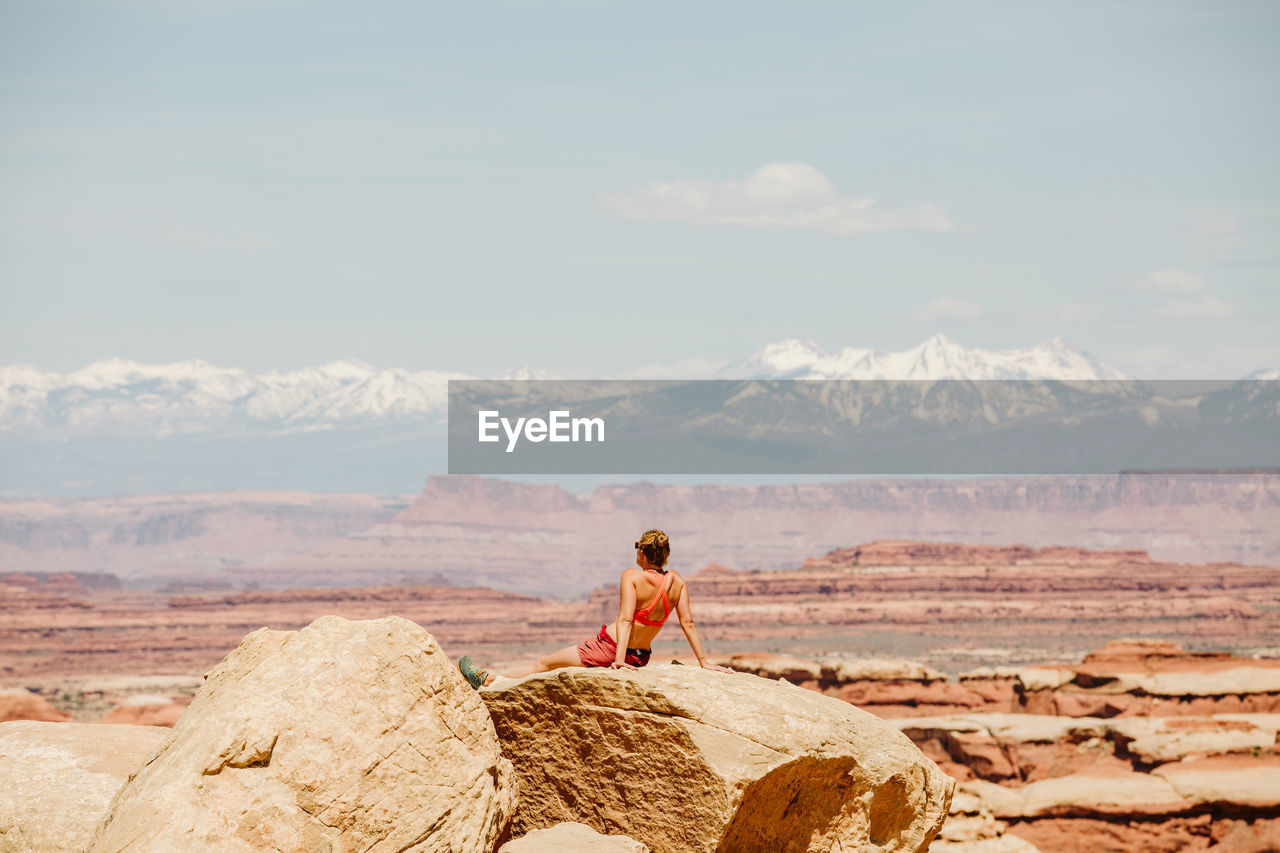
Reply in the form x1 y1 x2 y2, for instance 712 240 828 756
675 580 733 673
611 571 639 669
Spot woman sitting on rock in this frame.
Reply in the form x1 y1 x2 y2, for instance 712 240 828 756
459 529 733 688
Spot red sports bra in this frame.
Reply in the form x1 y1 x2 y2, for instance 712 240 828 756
633 571 673 627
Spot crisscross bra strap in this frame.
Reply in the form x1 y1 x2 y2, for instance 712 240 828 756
633 571 673 626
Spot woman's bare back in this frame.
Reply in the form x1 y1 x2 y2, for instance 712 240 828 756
610 569 685 648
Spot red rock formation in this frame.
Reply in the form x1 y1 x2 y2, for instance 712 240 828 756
101 696 188 727
0 688 68 722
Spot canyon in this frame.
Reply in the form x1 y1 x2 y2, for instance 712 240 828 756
3 538 1276 705
3 534 1279 852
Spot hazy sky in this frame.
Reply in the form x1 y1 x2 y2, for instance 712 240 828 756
2 1 1277 378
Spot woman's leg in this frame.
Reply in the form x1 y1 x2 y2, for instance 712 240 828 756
486 644 584 685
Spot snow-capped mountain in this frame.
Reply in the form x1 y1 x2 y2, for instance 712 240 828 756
2 336 1265 437
0 358 466 436
717 335 1128 380
2 339 1275 496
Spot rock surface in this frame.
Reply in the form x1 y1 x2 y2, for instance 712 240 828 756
498 822 651 852
89 615 515 853
0 721 168 853
480 664 953 853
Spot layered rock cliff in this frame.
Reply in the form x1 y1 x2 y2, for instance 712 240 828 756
4 472 1275 594
268 472 1278 595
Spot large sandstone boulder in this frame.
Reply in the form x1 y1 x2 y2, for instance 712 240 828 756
481 664 953 853
0 721 169 853
499 822 650 852
89 615 515 853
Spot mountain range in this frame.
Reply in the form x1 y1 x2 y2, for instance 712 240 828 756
0 335 1161 436
2 336 1274 496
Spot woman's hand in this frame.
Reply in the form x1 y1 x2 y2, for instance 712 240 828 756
700 662 734 674
609 661 638 671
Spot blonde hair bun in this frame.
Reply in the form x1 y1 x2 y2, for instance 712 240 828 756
635 529 671 569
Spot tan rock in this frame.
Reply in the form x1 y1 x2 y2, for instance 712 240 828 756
962 769 1201 819
1090 667 1280 697
481 664 954 853
894 714 1108 747
895 716 989 738
958 780 1025 820
0 721 168 853
1154 755 1280 808
499 822 651 852
0 689 67 723
709 653 946 684
1017 771 1191 818
89 615 515 853
1109 715 1279 764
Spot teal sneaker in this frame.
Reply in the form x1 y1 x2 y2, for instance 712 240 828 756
458 656 488 690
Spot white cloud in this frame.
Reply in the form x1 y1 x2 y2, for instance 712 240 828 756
599 163 954 234
1135 269 1205 293
1014 303 1097 325
1131 268 1240 320
1196 217 1241 235
1153 294 1241 319
911 298 981 324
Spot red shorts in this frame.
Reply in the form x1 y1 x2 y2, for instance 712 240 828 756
577 625 652 668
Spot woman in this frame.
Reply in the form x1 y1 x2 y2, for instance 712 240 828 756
458 529 733 688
